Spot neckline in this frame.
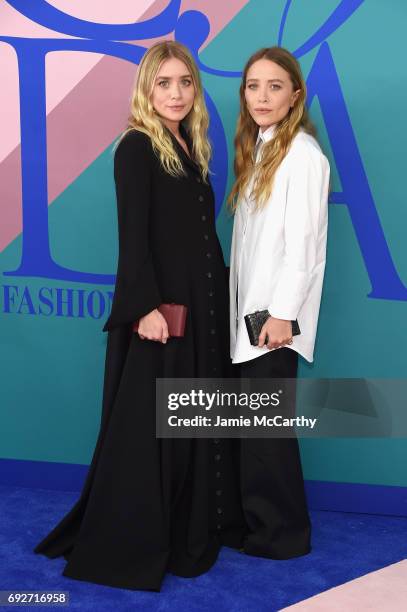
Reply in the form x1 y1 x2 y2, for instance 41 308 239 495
165 123 200 172
257 123 277 144
176 126 192 160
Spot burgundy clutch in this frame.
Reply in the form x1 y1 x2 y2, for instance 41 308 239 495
133 303 187 337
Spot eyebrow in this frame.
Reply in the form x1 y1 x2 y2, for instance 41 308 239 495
246 78 284 83
156 74 192 79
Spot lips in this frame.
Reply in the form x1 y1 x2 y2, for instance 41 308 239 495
255 108 272 113
168 106 185 110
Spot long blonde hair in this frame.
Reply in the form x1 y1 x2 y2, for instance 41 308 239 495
228 47 316 211
115 41 211 180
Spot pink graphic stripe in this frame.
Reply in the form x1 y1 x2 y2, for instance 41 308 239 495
280 560 407 611
46 1 157 25
0 0 249 252
0 0 157 161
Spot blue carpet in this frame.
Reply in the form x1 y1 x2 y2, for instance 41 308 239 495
2 457 407 517
1 484 406 611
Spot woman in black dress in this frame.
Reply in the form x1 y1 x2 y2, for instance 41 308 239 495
34 41 246 592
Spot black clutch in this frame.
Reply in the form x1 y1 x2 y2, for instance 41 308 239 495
244 309 301 346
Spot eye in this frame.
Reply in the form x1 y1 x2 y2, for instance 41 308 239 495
270 84 281 90
247 83 257 90
158 80 169 88
181 78 192 86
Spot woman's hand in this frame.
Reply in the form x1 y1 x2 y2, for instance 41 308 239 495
137 309 169 344
258 316 293 350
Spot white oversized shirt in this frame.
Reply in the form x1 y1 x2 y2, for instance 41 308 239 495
229 124 330 364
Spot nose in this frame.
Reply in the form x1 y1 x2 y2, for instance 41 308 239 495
170 82 182 99
257 85 269 103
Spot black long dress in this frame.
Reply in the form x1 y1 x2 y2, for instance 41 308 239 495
33 126 247 591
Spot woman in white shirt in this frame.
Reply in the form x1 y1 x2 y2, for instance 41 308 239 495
229 47 330 559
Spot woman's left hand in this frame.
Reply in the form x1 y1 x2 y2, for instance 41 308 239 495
258 316 293 350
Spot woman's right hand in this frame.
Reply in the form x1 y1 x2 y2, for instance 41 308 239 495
137 309 169 344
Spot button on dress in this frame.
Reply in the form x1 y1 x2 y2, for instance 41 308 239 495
33 126 247 591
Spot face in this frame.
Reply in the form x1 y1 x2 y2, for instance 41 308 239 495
151 57 195 130
244 58 301 131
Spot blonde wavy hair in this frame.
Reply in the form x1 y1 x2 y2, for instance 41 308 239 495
115 41 211 180
228 47 316 211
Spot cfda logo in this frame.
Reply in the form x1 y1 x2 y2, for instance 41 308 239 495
1 0 406 303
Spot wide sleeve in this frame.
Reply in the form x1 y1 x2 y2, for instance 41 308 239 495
102 130 162 332
268 141 330 321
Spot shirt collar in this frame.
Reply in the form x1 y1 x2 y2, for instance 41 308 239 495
256 123 277 146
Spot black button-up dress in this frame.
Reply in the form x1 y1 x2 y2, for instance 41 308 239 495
33 126 247 591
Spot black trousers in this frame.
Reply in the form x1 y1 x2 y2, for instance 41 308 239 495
237 348 311 559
